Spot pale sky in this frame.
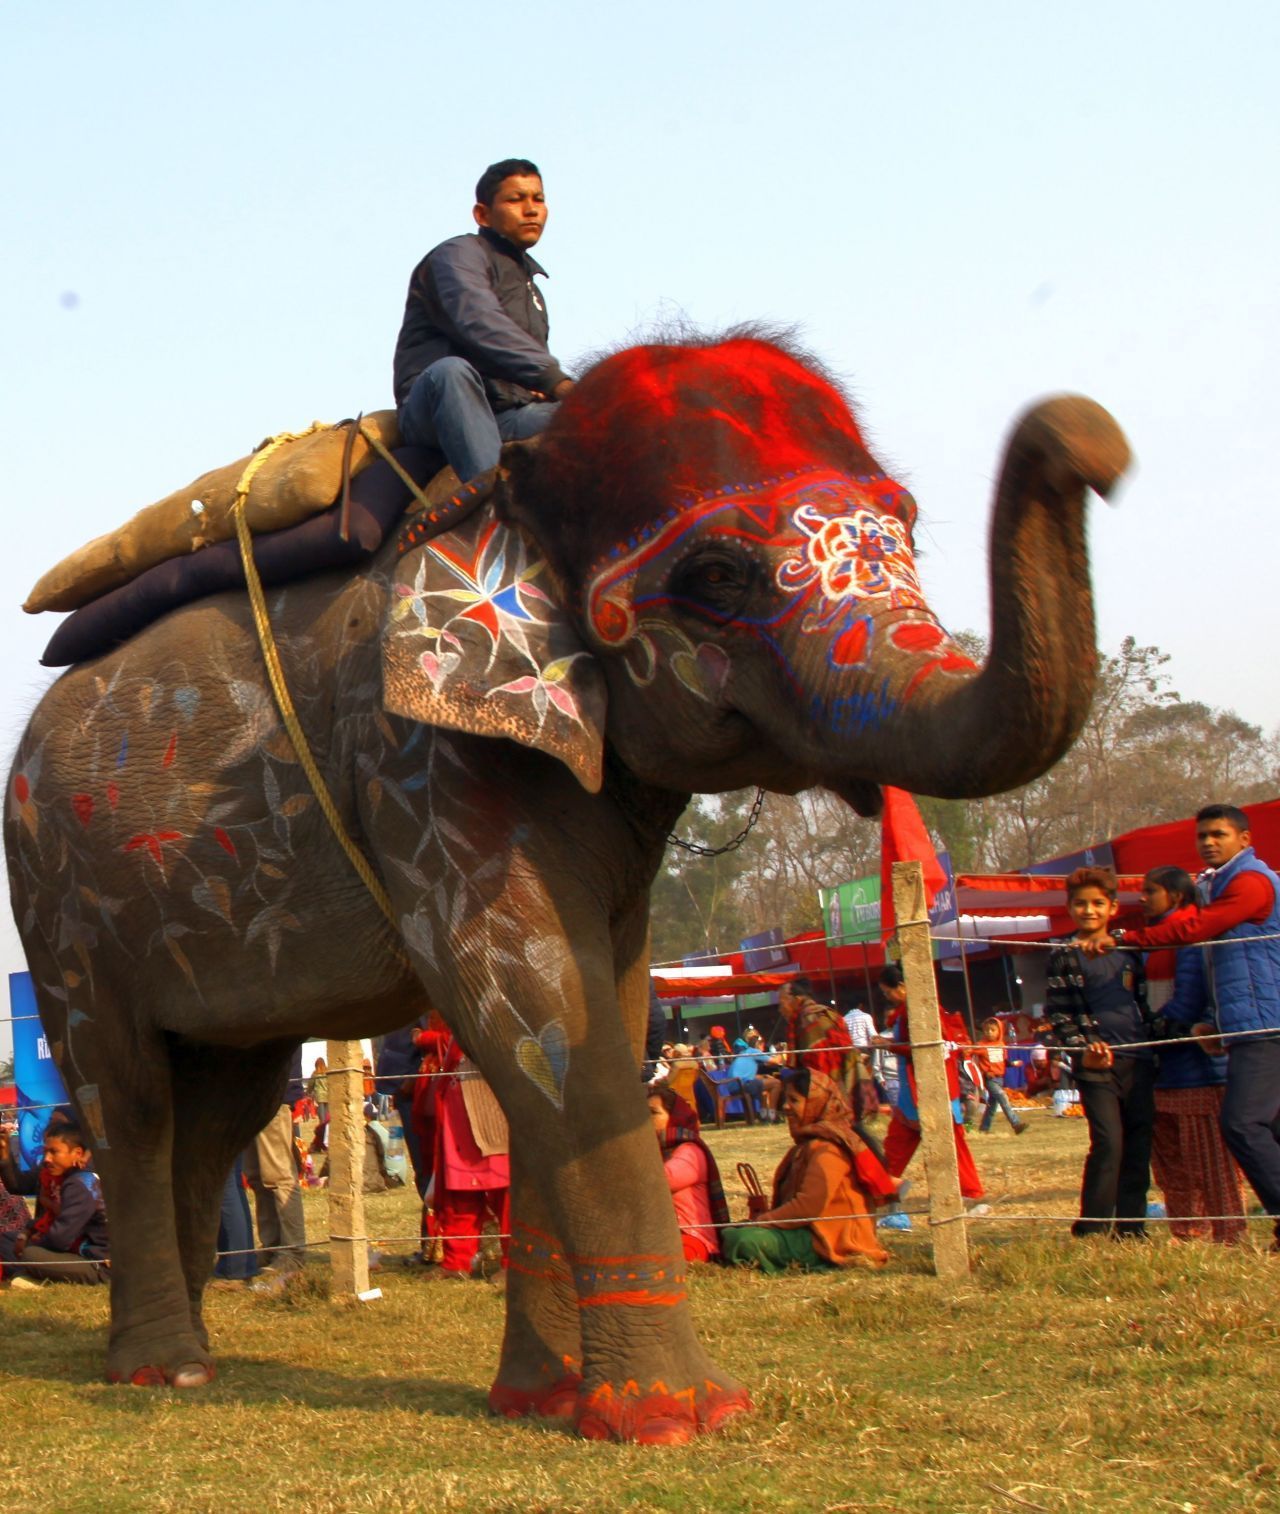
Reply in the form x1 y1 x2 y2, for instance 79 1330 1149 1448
3 1 1278 1057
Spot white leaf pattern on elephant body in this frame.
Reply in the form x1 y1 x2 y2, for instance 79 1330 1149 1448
205 801 243 823
466 854 505 889
434 816 474 854
192 877 233 924
378 776 418 819
164 930 198 989
400 911 435 961
262 765 281 814
448 888 471 935
388 857 431 890
243 904 302 971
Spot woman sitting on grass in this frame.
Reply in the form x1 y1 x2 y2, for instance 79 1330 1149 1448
722 1069 896 1274
647 1087 730 1263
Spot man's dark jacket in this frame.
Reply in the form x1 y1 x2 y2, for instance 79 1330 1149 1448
392 226 569 413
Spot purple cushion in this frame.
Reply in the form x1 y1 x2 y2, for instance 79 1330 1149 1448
41 448 441 666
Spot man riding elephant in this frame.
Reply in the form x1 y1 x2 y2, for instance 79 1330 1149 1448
393 157 575 482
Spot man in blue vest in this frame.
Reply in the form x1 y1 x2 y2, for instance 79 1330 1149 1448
1088 804 1280 1248
392 158 574 482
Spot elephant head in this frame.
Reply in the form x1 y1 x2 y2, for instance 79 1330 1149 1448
383 334 1129 812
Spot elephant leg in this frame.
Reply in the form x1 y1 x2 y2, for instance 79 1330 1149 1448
167 1038 294 1351
468 947 749 1445
488 1150 583 1422
31 972 213 1388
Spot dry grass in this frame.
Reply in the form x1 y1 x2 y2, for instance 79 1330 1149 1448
2 1114 1278 1513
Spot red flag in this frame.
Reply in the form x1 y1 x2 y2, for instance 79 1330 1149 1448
880 786 946 940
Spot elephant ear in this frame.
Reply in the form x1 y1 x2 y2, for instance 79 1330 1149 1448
381 484 607 794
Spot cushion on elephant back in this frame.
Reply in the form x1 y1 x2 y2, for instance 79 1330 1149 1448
40 448 447 667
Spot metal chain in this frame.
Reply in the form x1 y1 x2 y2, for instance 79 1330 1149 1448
667 787 766 856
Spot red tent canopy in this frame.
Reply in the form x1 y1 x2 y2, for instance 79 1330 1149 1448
651 970 796 999
1111 797 1280 876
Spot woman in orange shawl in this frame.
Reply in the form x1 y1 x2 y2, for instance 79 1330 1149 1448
722 1068 895 1273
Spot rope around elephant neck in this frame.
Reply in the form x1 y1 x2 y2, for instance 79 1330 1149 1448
231 428 405 950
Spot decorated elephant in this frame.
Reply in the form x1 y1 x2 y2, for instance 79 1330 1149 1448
4 332 1128 1442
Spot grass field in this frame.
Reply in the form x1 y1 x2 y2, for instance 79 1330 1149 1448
2 1112 1278 1513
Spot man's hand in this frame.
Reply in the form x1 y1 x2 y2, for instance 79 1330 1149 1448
1191 1021 1227 1057
551 378 575 400
1081 1040 1114 1070
13 1233 27 1258
1078 935 1119 957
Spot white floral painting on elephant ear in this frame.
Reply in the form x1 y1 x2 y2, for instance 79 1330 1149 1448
383 505 607 793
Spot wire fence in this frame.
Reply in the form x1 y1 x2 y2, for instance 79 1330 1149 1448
3 914 1276 1284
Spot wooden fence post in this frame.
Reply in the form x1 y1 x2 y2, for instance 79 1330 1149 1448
892 861 970 1280
325 1037 371 1298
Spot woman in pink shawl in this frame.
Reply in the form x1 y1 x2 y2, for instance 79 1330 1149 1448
647 1087 730 1262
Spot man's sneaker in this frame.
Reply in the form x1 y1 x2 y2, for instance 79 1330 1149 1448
9 1276 43 1291
1014 1122 1029 1135
966 1202 993 1217
877 1211 912 1231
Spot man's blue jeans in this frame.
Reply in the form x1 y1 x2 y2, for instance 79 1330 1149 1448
398 356 558 481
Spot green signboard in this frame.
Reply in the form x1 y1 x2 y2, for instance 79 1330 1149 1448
820 875 883 946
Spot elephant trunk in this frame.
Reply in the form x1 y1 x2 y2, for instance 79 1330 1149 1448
881 395 1130 800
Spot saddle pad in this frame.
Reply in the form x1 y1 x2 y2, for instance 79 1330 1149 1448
41 448 447 666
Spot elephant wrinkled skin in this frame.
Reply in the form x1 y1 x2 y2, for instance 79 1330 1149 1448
4 335 1128 1442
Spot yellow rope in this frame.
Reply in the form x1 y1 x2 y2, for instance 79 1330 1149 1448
231 426 402 938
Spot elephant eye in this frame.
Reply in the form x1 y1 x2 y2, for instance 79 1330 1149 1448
668 551 755 619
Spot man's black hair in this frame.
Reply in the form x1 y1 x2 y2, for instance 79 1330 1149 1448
786 974 814 998
46 1119 89 1151
878 964 905 989
475 159 541 207
1196 803 1251 832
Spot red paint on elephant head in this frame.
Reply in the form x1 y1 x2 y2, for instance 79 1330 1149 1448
516 336 882 590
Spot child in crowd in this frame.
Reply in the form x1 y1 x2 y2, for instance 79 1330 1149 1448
0 1119 109 1284
1142 865 1246 1243
974 1017 1029 1135
1045 866 1164 1238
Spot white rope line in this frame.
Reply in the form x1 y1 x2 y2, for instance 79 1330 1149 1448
4 923 1275 1029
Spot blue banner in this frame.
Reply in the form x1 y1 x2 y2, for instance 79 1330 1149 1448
740 927 789 972
1026 841 1115 875
929 852 962 960
10 972 69 1171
